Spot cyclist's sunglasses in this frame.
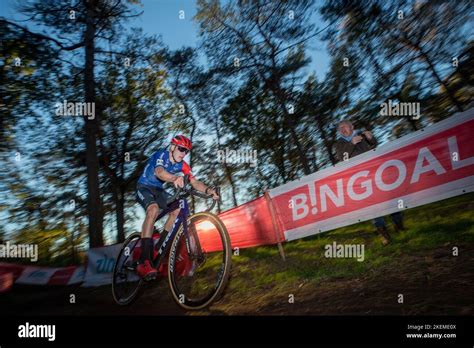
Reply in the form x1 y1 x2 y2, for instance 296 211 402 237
176 146 190 154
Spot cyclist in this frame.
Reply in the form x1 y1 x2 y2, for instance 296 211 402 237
136 135 219 279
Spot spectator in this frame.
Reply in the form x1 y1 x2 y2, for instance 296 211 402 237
334 120 406 245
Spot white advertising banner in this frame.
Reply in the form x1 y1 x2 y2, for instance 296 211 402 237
81 244 122 287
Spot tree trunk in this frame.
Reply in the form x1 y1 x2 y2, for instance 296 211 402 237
314 113 337 165
189 116 196 213
271 84 311 175
224 165 238 207
115 188 125 243
84 0 103 247
213 113 238 208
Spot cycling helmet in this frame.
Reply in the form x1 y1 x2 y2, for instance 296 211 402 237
171 135 193 150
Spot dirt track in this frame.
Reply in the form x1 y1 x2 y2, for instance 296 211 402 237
1 245 473 316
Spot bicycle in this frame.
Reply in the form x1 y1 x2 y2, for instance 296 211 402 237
112 175 232 310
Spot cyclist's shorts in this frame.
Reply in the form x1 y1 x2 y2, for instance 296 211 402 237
136 184 171 211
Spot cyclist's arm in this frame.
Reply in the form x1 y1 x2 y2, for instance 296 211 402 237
180 161 217 197
189 177 209 193
182 161 208 193
190 178 219 199
155 167 180 183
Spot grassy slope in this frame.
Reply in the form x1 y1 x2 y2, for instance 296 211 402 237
198 192 474 315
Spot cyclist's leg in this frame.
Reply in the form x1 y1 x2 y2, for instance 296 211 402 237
154 207 179 252
163 208 179 233
136 185 161 264
142 204 159 238
140 204 159 268
153 188 176 241
137 186 160 236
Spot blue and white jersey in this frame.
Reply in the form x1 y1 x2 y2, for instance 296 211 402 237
138 149 193 188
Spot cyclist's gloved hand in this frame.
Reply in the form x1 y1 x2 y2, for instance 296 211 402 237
207 187 219 200
173 176 185 188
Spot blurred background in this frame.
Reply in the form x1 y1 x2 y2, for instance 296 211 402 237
0 0 472 266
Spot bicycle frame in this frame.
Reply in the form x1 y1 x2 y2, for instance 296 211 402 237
151 197 197 269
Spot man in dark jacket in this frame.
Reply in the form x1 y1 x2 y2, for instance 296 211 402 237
334 120 405 245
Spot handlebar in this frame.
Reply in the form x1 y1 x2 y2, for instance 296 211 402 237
168 174 220 212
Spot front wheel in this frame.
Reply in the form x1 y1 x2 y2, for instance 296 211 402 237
112 232 144 305
168 212 232 310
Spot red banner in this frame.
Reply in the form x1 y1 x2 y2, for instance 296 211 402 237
268 109 474 241
196 196 282 251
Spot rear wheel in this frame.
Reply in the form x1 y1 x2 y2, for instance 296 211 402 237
168 212 231 310
112 233 144 305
